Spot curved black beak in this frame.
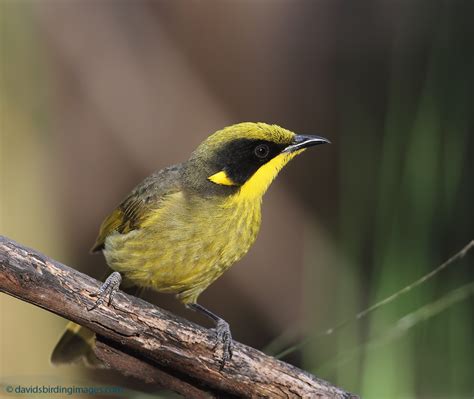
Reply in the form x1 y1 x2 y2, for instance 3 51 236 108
283 134 331 153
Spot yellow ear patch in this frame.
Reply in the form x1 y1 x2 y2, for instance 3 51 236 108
208 170 237 186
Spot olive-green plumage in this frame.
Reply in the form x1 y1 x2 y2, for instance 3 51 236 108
51 122 329 366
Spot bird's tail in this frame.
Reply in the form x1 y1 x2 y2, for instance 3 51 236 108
51 281 143 367
50 322 105 367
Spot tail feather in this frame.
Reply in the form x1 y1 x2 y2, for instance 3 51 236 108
51 283 144 367
51 322 105 367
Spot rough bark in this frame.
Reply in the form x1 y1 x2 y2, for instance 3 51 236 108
0 235 357 399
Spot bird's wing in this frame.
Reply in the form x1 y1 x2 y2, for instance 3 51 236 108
91 164 183 252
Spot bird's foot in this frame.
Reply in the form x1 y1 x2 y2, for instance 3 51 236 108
88 271 122 311
187 303 233 369
214 318 233 370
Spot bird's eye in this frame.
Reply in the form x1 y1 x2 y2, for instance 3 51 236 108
254 144 270 159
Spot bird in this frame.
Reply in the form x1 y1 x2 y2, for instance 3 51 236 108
51 122 329 368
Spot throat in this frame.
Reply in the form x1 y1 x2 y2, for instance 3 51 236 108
236 152 300 201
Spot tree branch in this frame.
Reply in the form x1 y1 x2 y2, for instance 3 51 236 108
0 235 357 399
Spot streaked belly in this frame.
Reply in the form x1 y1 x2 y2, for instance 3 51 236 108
103 196 261 302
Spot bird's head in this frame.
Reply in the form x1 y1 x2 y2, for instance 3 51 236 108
184 122 329 200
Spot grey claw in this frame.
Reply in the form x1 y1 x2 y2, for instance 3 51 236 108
88 272 122 311
215 319 233 369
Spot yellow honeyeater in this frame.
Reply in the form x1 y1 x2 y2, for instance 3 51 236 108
51 122 329 367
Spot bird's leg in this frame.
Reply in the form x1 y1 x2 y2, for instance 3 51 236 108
188 303 233 369
88 271 122 311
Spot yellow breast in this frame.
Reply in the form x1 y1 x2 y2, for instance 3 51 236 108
103 192 261 304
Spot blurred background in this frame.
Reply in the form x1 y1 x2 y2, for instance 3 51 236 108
1 1 473 398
